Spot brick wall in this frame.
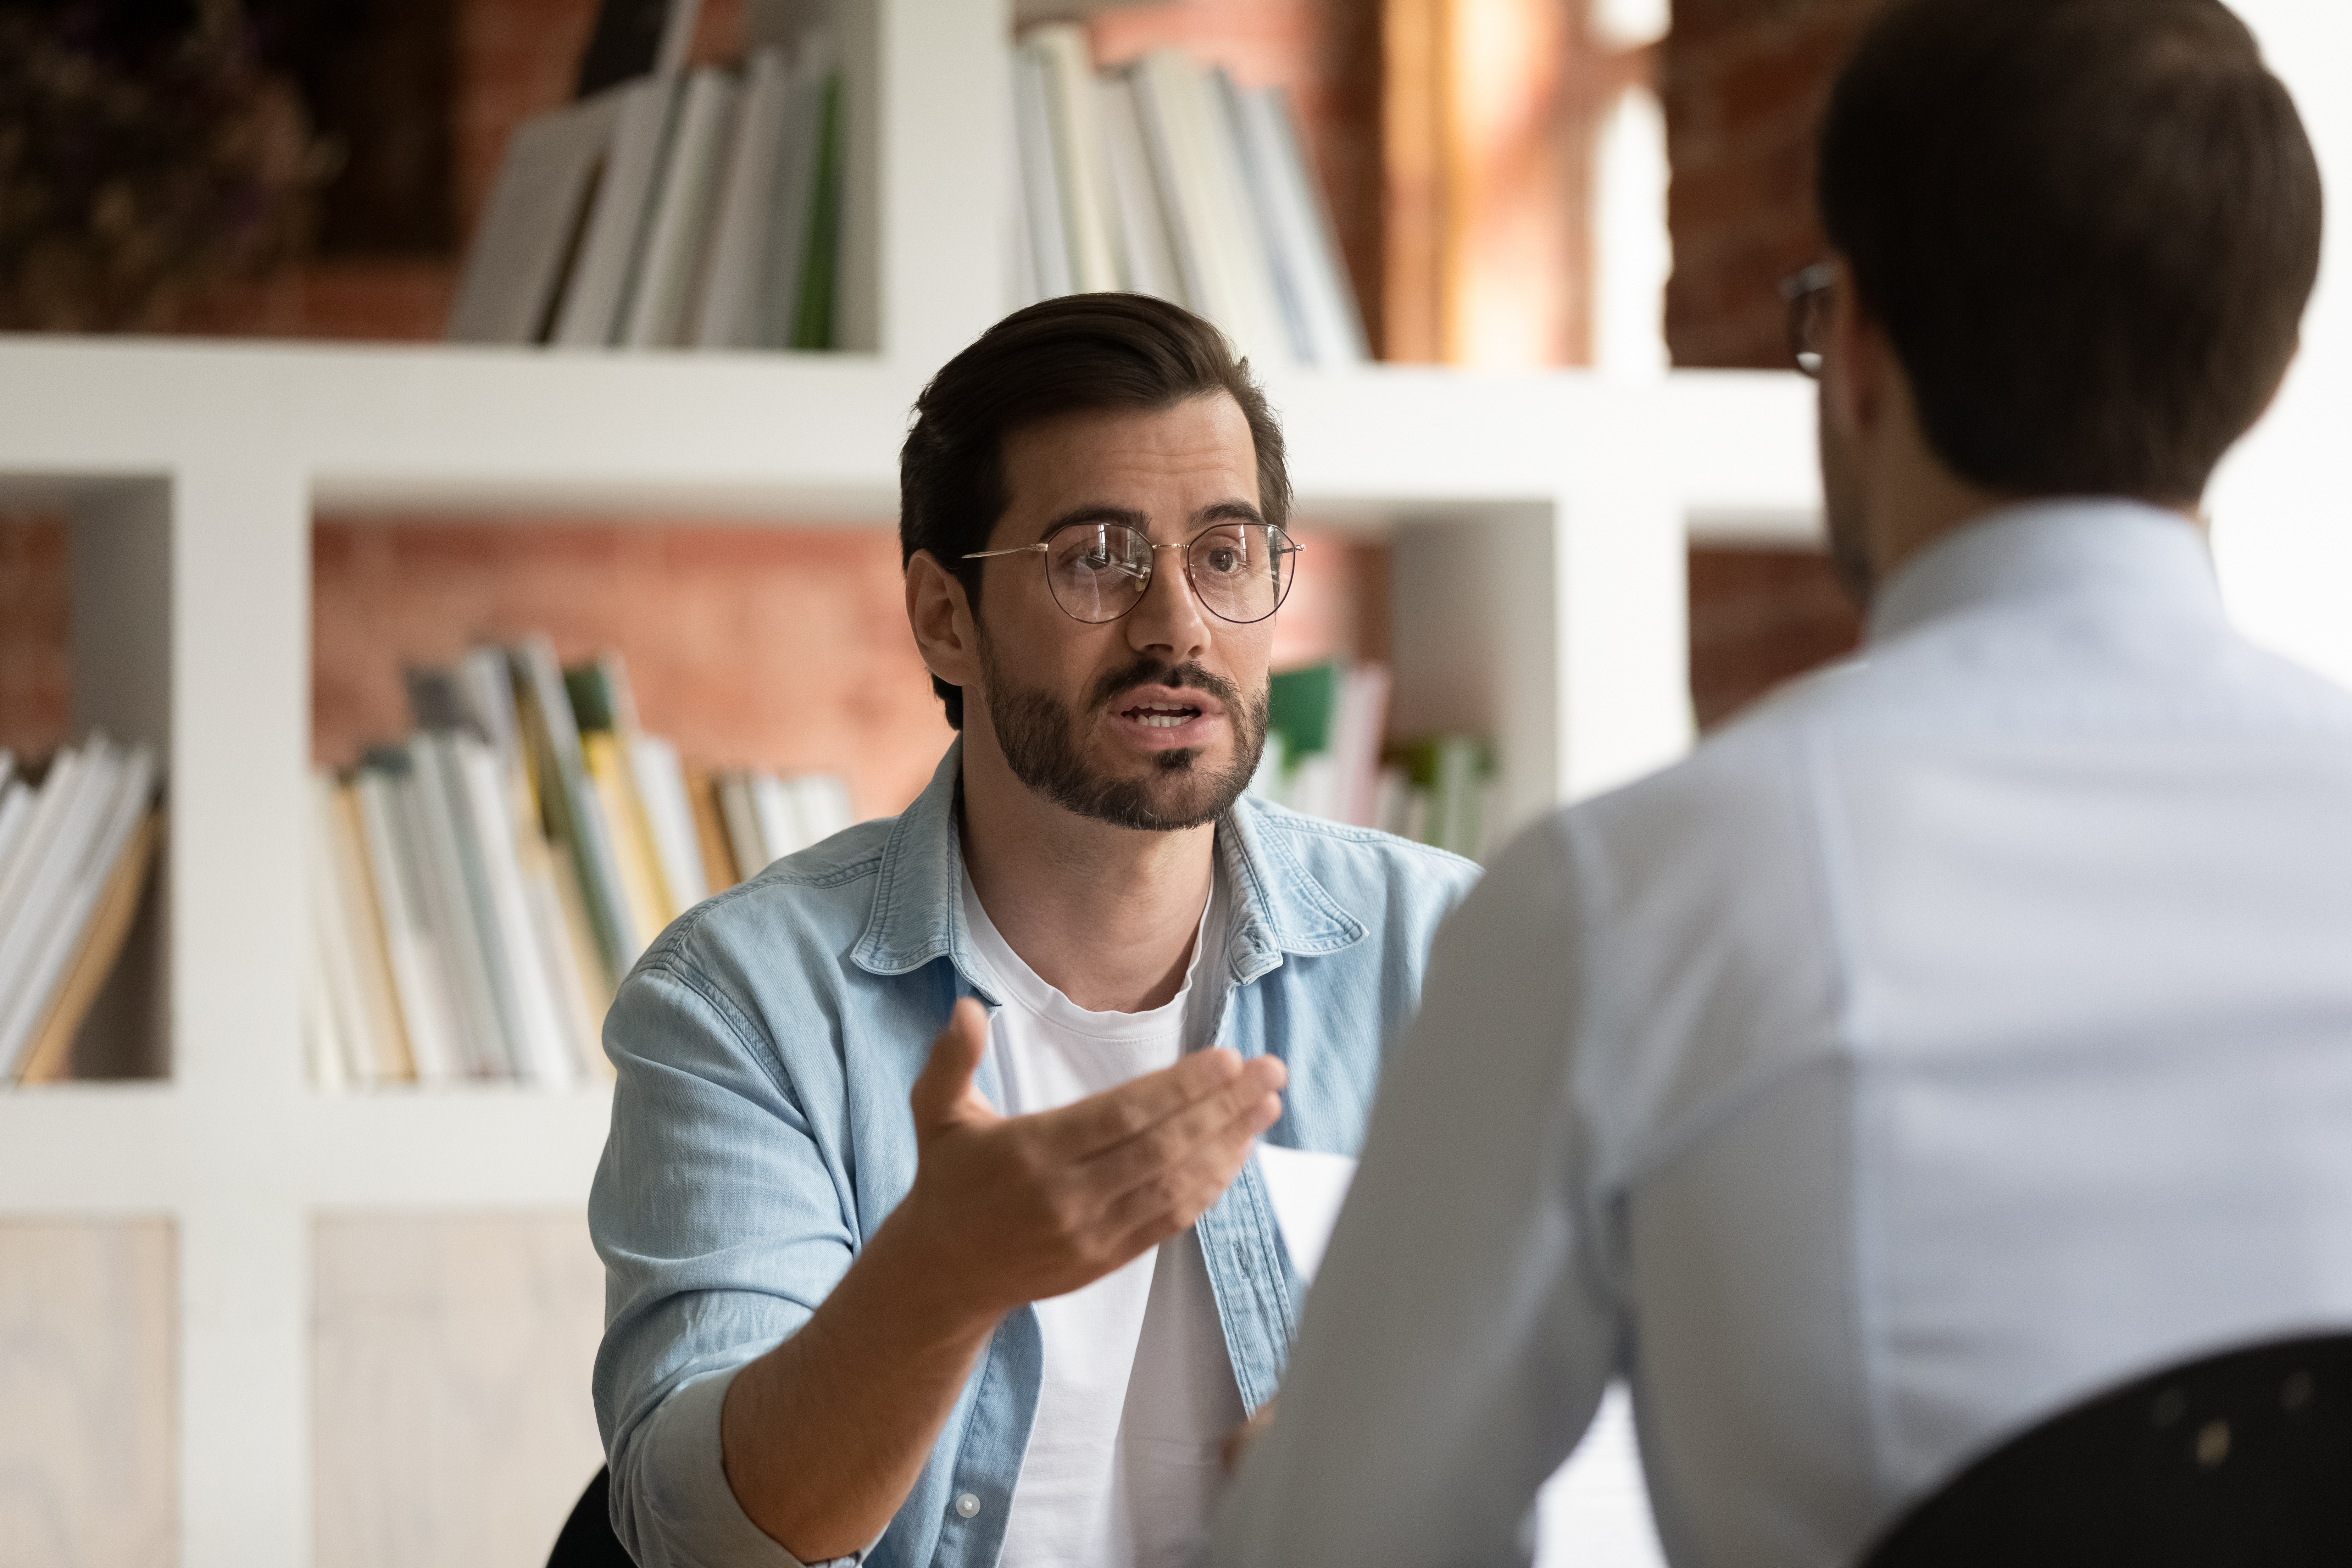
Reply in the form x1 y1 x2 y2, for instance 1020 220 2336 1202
1660 0 1875 368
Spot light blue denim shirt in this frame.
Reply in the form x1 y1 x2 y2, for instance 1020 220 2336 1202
591 741 1480 1568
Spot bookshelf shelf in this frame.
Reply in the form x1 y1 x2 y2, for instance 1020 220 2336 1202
0 2 1828 1563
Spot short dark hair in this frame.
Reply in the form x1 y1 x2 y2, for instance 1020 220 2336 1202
899 294 1291 729
1817 0 2320 504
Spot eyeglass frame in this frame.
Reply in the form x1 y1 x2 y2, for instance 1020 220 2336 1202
1779 261 1836 380
962 516 1303 626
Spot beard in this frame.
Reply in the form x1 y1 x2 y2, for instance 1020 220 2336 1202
1819 379 1875 608
979 640 1271 832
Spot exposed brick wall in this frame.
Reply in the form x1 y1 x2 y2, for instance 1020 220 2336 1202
0 517 71 763
1687 544 1860 729
1661 0 1875 368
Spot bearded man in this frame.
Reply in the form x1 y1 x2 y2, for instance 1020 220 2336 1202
589 294 1479 1568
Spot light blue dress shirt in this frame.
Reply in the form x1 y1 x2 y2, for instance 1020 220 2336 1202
590 741 1479 1568
1215 500 2352 1568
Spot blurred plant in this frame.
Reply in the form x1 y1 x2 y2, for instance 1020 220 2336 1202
0 0 339 330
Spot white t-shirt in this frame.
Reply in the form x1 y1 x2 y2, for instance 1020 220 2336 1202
960 865 1246 1568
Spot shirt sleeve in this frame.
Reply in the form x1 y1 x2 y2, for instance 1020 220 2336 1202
591 956 863 1568
1210 813 1622 1567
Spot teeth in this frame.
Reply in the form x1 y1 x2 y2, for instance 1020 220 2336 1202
1139 714 1189 728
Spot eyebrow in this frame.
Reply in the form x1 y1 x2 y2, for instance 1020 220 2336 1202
1032 499 1269 542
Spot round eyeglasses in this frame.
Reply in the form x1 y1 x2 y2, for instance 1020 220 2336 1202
964 519 1301 625
1780 261 1835 379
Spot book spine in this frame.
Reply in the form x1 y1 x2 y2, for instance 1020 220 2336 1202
354 770 465 1085
453 737 576 1087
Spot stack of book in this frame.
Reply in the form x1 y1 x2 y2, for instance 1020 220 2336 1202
449 22 843 351
0 735 162 1084
1013 28 1369 370
1250 659 1492 859
304 638 853 1089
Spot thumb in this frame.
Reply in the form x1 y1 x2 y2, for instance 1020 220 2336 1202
909 997 994 1136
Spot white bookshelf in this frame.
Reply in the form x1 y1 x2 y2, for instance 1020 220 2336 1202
0 1 1824 1563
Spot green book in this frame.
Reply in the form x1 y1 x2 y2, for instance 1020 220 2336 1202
791 71 844 351
1268 661 1343 764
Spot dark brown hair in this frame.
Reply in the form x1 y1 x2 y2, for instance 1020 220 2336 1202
899 293 1291 729
1817 0 2320 504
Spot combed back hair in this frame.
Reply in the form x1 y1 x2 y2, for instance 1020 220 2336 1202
1817 0 2320 504
898 294 1291 729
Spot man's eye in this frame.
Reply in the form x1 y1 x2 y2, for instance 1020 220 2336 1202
1202 547 1242 574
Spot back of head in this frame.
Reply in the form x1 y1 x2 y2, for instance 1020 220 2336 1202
1818 0 2322 506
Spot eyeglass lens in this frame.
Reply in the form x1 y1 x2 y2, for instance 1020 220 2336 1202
1043 523 1295 624
1788 286 1829 379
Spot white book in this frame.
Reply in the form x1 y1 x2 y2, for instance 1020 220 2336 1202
1329 662 1392 828
1027 24 1123 293
748 772 808 864
717 771 768 879
1234 83 1366 368
305 772 380 1086
446 88 628 343
692 47 794 347
0 779 34 896
1098 74 1185 303
452 736 576 1087
1127 50 1291 363
622 65 741 347
0 742 152 1077
1213 70 1316 364
403 737 511 1078
628 734 708 911
791 774 855 845
1013 45 1075 301
0 743 86 956
552 74 684 347
354 770 465 1084
303 918 349 1092
754 38 832 347
0 740 111 1023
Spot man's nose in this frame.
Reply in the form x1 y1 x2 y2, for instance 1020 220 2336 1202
1126 543 1213 661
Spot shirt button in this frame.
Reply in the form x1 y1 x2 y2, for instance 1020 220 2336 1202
955 1492 982 1519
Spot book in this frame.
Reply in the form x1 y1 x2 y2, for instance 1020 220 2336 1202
513 637 640 979
1026 25 1123 294
1014 45 1074 301
691 46 795 348
354 765 466 1084
0 739 156 1077
446 89 628 344
1255 661 1392 829
684 762 740 891
757 38 833 349
717 769 766 878
401 734 512 1079
628 733 710 913
552 74 685 347
1212 68 1315 363
1238 83 1369 367
1097 73 1184 302
15 809 159 1085
789 66 845 350
621 64 741 347
306 771 384 1085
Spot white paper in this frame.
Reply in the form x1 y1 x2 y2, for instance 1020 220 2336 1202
1251 1142 1356 1286
1250 1142 1665 1567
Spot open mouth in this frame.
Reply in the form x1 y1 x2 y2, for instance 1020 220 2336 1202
1123 699 1205 729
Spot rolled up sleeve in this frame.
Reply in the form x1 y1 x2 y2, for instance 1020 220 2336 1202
591 955 859 1568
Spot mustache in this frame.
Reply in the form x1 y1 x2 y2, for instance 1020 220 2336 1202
1090 657 1247 713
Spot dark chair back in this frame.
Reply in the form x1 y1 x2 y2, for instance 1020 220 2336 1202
548 1466 637 1568
1862 1332 2352 1568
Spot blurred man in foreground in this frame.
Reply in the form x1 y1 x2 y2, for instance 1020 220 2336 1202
1214 2 2351 1563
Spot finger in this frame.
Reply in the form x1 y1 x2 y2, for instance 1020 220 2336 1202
1081 1062 1282 1192
1025 1047 1252 1158
1090 1083 1283 1223
908 998 994 1135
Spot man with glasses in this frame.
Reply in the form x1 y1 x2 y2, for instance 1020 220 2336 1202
591 293 1478 1568
1217 1 2351 1564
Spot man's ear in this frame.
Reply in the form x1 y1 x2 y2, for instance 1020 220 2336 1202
906 550 982 693
1821 255 1884 445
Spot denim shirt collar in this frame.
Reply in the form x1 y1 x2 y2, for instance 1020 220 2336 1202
849 739 1368 992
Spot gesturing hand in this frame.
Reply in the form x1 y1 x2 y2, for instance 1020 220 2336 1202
889 997 1286 1320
